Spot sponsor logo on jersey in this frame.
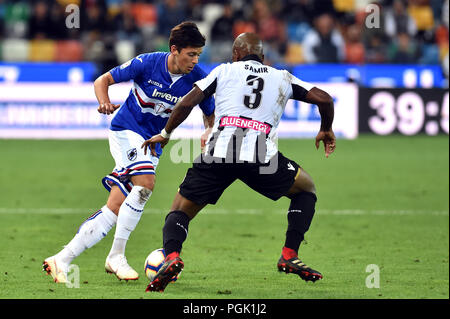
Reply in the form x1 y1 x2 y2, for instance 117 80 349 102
148 79 163 88
134 88 173 114
151 88 181 104
219 116 271 134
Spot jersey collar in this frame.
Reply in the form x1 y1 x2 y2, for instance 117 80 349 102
240 54 263 64
164 52 186 85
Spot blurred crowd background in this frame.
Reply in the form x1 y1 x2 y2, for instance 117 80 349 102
0 0 448 78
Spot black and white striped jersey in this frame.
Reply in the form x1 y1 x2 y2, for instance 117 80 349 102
195 58 315 163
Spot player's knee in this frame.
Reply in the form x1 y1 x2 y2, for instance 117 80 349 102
135 185 152 203
307 182 316 195
141 180 155 191
294 177 316 195
287 178 316 198
134 175 155 191
291 190 317 204
132 185 152 204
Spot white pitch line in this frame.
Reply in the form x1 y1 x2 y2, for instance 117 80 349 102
0 207 447 216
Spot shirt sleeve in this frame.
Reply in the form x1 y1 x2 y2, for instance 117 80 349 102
194 65 224 116
194 64 223 98
109 54 146 83
289 71 315 101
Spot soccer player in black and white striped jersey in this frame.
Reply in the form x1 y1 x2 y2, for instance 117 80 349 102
142 33 336 292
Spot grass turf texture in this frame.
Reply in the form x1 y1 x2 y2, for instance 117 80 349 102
0 135 448 299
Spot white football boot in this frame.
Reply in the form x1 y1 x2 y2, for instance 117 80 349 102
105 254 139 281
42 256 68 284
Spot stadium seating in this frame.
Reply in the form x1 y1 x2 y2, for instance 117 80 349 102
1 38 29 62
332 0 355 13
284 42 305 64
54 40 84 62
193 21 212 44
114 40 136 64
203 3 224 26
232 21 256 39
2 1 30 39
0 0 446 67
29 39 56 62
420 44 440 64
408 4 434 31
209 40 232 63
131 3 157 27
287 23 311 43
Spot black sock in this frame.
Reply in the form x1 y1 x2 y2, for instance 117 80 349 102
284 192 317 252
163 210 190 255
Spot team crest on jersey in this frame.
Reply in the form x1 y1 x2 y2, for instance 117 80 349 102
127 148 137 161
155 103 167 114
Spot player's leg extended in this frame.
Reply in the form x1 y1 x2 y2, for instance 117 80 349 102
278 167 322 281
146 192 205 292
105 174 155 280
43 187 122 283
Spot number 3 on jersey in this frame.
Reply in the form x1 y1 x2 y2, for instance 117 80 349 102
244 75 264 109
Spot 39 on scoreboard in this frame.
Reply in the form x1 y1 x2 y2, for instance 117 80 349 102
359 88 449 136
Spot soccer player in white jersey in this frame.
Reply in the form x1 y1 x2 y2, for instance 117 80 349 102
42 22 215 283
142 32 336 292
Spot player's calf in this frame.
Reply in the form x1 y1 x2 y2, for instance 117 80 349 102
162 210 191 256
284 191 317 252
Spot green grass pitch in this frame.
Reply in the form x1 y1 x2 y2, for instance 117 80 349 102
0 135 448 299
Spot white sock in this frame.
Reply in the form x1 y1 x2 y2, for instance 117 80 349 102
108 186 152 257
55 205 117 265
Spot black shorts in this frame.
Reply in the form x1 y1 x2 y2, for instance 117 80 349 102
179 152 300 205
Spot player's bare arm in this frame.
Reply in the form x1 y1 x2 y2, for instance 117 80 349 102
94 72 121 115
142 85 205 156
303 87 336 158
201 112 215 149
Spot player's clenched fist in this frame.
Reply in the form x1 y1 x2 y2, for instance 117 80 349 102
97 102 121 115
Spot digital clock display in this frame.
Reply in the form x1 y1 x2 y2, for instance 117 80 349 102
359 88 449 136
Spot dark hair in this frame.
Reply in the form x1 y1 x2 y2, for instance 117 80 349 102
169 21 206 51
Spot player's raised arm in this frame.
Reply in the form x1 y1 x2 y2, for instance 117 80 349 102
141 85 205 156
94 72 121 115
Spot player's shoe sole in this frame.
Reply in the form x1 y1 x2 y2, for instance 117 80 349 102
277 256 323 282
42 257 68 284
146 256 184 292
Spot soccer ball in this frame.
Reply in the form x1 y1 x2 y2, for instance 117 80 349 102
144 248 180 282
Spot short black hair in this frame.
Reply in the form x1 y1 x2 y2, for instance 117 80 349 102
169 21 206 51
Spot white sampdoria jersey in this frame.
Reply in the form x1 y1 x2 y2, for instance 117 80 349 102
195 58 315 163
